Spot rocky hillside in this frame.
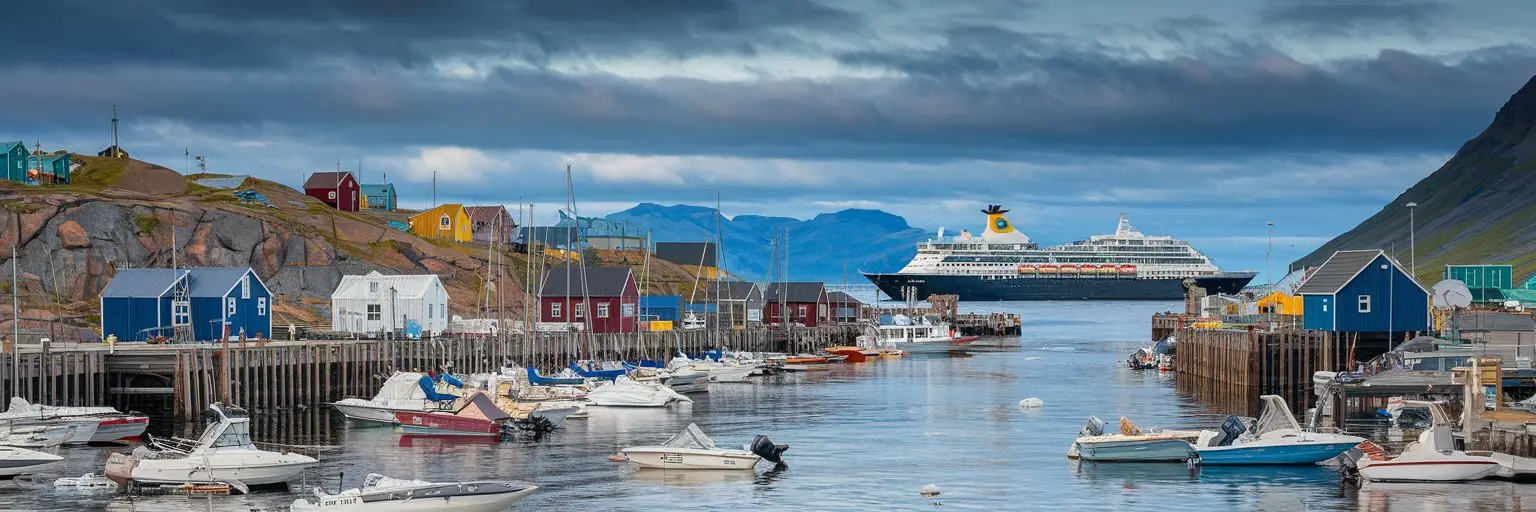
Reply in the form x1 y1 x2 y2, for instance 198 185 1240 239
0 156 704 338
1293 75 1536 284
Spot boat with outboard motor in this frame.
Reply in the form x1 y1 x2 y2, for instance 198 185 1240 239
585 376 693 407
1068 416 1198 462
1347 400 1507 482
0 422 82 451
1192 395 1364 465
0 445 65 479
857 314 976 354
330 372 468 426
290 473 539 511
616 423 787 470
104 403 317 487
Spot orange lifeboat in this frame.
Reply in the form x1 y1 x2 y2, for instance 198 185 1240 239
1119 264 1137 275
1098 265 1117 275
1060 264 1079 274
1017 264 1038 274
1039 265 1059 274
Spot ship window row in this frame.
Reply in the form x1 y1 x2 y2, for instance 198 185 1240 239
939 257 1209 265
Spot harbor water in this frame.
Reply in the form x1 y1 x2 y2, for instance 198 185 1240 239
5 300 1535 511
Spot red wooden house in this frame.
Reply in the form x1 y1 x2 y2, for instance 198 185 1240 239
539 266 639 333
765 282 829 327
303 171 361 212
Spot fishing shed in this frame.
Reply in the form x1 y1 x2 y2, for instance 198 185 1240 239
1296 249 1429 334
303 171 361 211
100 267 272 342
465 206 515 244
828 291 866 323
639 295 684 322
330 272 449 338
539 267 639 333
408 204 473 243
765 282 829 327
27 152 71 184
360 183 397 211
708 281 764 327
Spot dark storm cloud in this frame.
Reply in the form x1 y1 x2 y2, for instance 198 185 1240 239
1260 0 1446 37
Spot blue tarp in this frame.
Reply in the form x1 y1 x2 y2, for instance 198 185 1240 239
416 373 464 401
387 221 410 232
232 189 276 208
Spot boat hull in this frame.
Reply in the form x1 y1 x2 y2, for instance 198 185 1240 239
1073 439 1194 462
621 448 761 470
1359 459 1504 482
664 374 711 394
332 402 404 425
113 454 317 485
0 447 64 478
1196 442 1362 465
89 416 149 443
393 412 502 437
864 272 1255 301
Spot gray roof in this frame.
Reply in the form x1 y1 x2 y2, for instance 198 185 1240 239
303 171 354 190
1294 250 1385 295
1460 312 1536 332
101 269 187 298
707 281 761 301
539 266 634 297
188 267 261 297
654 242 717 267
766 282 825 303
828 291 862 305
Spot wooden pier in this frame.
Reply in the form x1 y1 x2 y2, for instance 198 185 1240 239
2 326 859 421
1165 319 1348 416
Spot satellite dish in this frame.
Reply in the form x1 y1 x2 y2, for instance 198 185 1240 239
1432 279 1473 309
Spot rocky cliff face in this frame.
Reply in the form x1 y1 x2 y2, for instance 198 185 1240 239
1293 75 1536 283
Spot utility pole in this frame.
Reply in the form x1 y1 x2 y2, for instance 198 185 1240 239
432 171 437 207
110 105 120 158
1406 202 1418 279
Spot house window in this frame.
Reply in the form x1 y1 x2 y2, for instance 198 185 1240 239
227 297 237 316
172 300 190 326
597 303 610 318
367 304 381 321
240 275 251 299
427 303 433 318
440 215 451 228
257 298 267 316
574 303 586 318
551 302 562 318
1357 295 1371 313
369 281 379 293
440 304 445 319
819 304 828 318
796 305 807 318
622 303 635 317
327 190 336 200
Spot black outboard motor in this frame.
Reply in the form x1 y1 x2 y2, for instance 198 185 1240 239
751 435 789 466
1215 415 1247 447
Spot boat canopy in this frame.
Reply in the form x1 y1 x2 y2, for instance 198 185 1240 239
456 393 512 422
661 423 719 450
1253 395 1302 436
372 372 428 402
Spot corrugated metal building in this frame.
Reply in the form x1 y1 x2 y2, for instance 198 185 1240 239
330 272 449 337
100 267 272 342
1443 264 1514 302
1297 250 1429 333
639 295 683 322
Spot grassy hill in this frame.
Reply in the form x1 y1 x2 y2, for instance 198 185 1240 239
1293 75 1536 285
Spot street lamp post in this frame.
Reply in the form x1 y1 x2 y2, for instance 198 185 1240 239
1266 221 1274 331
1406 202 1418 278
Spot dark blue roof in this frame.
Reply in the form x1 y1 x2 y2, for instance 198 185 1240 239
100 269 187 298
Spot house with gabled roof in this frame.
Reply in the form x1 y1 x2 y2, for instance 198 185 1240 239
1296 249 1428 333
539 266 639 333
100 267 272 342
765 281 829 327
303 171 360 211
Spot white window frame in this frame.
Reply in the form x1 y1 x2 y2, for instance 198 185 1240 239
327 190 337 200
367 304 381 321
1357 295 1371 313
574 303 586 319
257 297 267 316
172 300 190 326
596 303 610 318
240 276 251 299
227 297 237 316
551 302 562 318
796 305 807 318
440 215 451 228
369 281 379 293
621 303 635 318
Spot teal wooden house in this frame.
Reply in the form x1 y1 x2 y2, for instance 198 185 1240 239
1 141 26 183
27 152 72 184
361 183 396 210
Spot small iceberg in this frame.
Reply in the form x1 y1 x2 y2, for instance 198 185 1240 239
1018 398 1044 408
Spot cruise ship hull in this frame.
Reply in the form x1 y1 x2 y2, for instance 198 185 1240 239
863 272 1256 301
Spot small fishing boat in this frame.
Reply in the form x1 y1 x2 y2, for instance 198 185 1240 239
526 367 586 386
291 473 538 511
1 398 148 444
1350 400 1505 482
566 362 627 381
1068 416 1196 462
1192 395 1363 465
394 393 516 438
616 423 787 470
0 423 81 450
823 347 868 363
105 403 317 487
53 473 117 490
1127 347 1155 370
586 376 693 407
0 445 65 479
783 355 830 364
331 372 466 426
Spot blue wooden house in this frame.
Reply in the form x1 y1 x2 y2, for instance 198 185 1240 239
1296 250 1429 333
1 141 27 183
639 295 683 322
100 267 272 342
361 183 397 211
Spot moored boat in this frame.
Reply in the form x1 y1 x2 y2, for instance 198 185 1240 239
0 445 65 480
617 423 787 471
585 376 692 407
331 372 467 426
1350 400 1504 482
290 473 538 511
858 314 976 354
394 393 515 438
104 403 316 487
1068 416 1196 462
1192 395 1363 465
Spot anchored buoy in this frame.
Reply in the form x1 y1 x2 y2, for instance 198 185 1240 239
1018 397 1044 408
920 483 941 497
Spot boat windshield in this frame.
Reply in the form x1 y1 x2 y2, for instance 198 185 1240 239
197 420 254 449
1253 395 1301 435
661 423 718 450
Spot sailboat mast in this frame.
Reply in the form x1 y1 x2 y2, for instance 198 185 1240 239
11 246 18 389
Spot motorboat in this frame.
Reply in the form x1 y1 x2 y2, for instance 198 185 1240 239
823 346 870 363
53 473 117 490
664 354 760 383
585 376 692 407
567 361 627 381
331 372 466 426
526 367 586 386
104 403 318 487
394 393 519 438
856 315 977 354
1 397 147 444
0 445 65 479
617 423 787 470
290 473 538 511
1067 416 1196 462
1350 400 1503 482
1128 347 1156 370
0 422 80 450
1192 395 1364 465
482 375 585 429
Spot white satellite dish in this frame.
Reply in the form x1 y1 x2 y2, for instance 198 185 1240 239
1432 279 1473 309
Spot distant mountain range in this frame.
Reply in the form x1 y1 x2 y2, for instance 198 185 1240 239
1293 75 1536 284
594 203 932 283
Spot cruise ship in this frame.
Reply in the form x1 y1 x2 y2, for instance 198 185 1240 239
862 205 1256 301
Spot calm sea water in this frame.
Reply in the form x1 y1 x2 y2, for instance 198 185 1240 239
4 299 1534 511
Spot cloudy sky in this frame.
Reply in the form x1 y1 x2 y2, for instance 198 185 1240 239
4 0 1534 281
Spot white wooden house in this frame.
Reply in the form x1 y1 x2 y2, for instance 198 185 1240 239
330 271 449 337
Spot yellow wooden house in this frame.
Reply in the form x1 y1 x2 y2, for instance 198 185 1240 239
1256 291 1303 315
408 204 473 242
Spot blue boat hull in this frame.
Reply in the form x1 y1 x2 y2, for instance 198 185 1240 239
1195 442 1360 465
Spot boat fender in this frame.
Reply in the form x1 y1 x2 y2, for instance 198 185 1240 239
920 484 941 497
607 455 629 463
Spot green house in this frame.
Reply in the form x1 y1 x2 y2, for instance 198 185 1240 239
27 152 72 184
1 141 25 183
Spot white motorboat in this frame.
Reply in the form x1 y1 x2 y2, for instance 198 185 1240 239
1192 395 1364 465
331 372 467 425
290 473 538 511
1352 400 1503 482
666 354 758 384
0 422 80 450
856 315 977 354
2 398 147 444
618 423 787 470
105 403 318 487
53 473 117 490
1068 416 1197 462
0 445 65 479
585 376 693 407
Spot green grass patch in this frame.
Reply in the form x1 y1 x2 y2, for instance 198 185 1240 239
133 215 159 235
70 156 128 190
1 201 40 214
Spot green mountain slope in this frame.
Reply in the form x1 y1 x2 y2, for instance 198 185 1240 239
1293 75 1536 285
